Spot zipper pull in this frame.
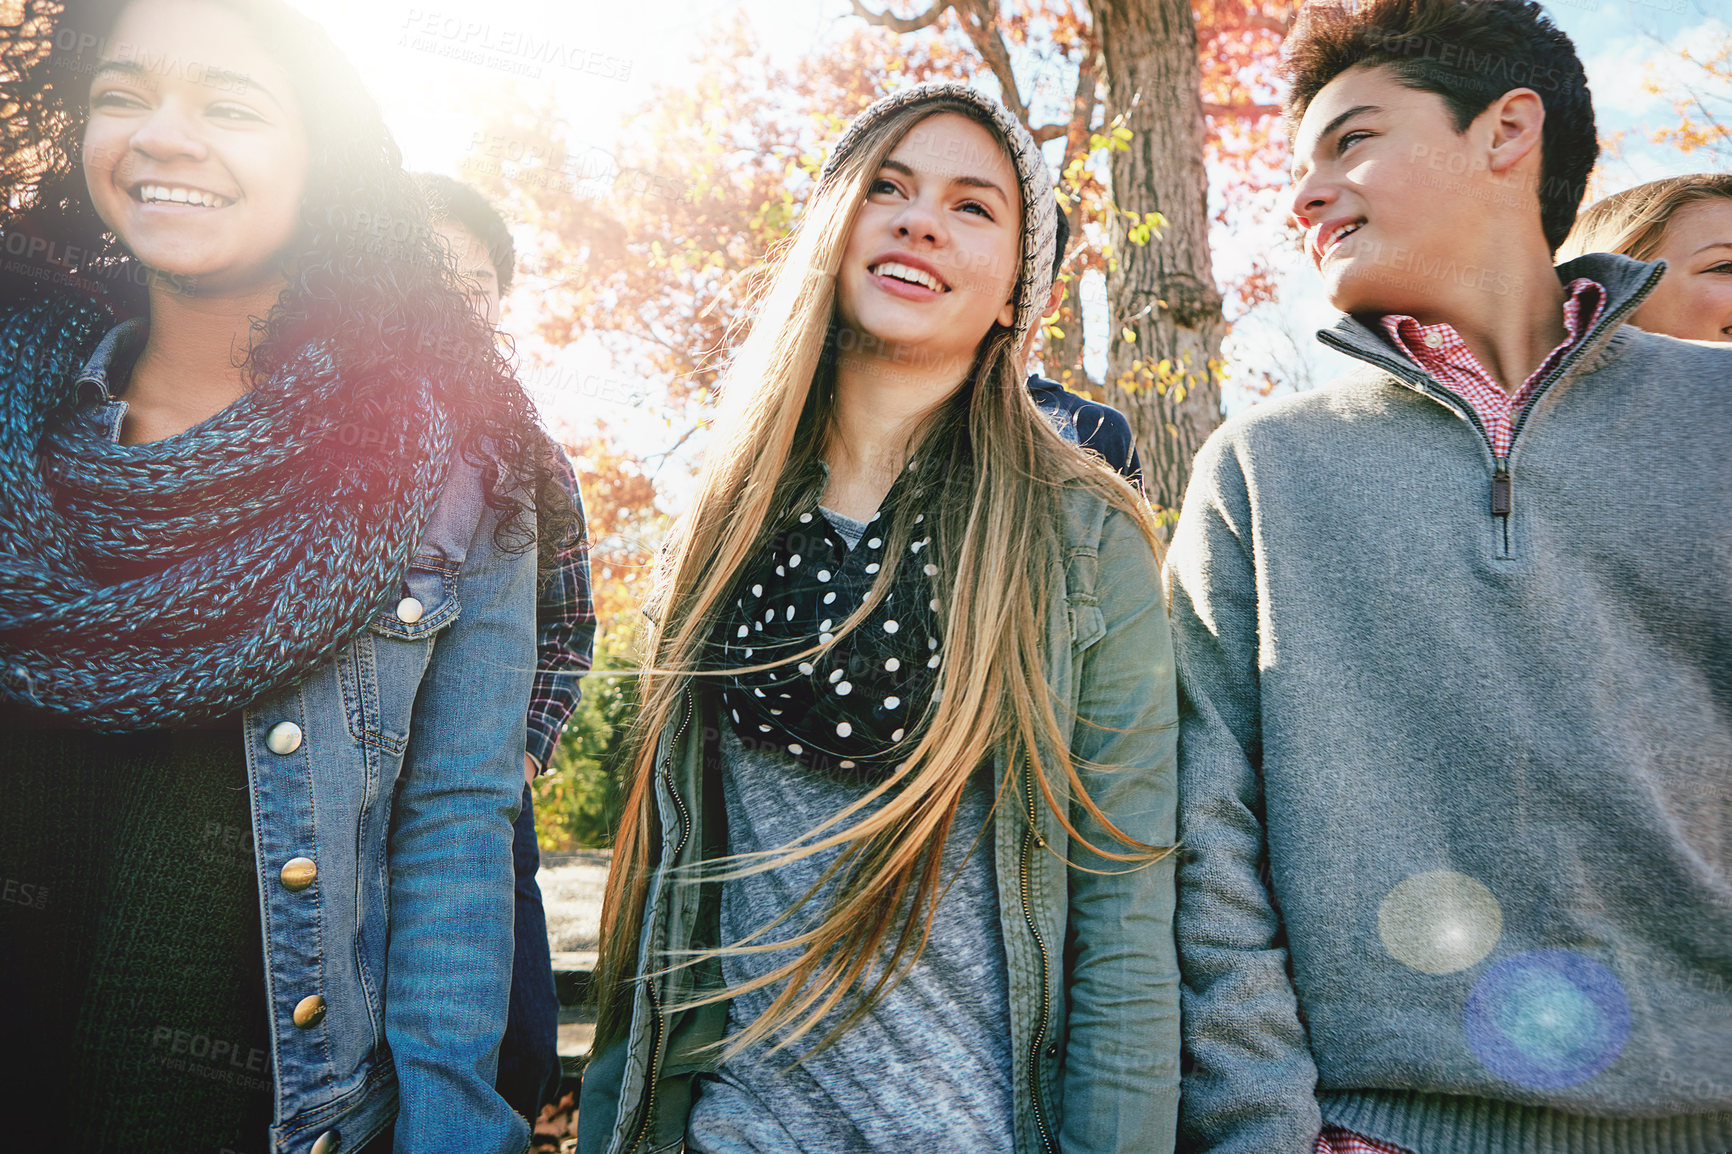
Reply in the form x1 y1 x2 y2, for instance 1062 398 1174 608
1491 459 1512 516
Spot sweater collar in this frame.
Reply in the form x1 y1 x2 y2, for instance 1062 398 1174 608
1316 252 1667 386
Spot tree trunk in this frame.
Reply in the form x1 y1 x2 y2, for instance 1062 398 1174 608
1094 0 1225 519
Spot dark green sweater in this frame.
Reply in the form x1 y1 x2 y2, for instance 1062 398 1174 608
0 725 275 1152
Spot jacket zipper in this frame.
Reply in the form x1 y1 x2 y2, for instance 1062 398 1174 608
1018 758 1058 1154
1482 273 1659 538
623 691 695 1154
1317 267 1662 556
1317 331 1515 553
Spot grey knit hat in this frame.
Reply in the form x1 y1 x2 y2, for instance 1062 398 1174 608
818 81 1058 350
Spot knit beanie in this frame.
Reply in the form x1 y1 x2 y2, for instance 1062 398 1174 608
819 81 1058 350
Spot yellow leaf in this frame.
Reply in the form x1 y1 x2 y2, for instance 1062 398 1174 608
1122 327 1136 343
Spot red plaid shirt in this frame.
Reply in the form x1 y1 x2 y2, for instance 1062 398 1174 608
1379 278 1606 456
1315 1125 1414 1154
527 443 596 772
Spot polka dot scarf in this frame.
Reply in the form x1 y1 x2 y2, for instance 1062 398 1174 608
709 497 943 783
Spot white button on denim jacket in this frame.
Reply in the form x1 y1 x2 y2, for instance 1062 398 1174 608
74 323 538 1154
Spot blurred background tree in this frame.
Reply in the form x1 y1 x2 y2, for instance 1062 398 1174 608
1643 37 1730 163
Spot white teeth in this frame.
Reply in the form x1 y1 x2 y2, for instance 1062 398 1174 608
872 261 945 292
139 183 227 207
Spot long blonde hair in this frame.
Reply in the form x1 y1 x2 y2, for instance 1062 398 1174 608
1558 173 1732 263
594 96 1171 1054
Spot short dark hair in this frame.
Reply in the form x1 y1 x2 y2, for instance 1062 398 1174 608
1282 0 1597 252
413 173 516 292
1052 203 1070 285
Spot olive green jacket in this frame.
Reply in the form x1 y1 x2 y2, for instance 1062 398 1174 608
579 488 1180 1154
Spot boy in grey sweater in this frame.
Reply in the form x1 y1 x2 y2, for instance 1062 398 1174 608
1166 2 1732 1152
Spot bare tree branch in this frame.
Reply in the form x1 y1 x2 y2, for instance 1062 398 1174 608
848 0 951 34
1203 100 1282 119
951 0 1029 124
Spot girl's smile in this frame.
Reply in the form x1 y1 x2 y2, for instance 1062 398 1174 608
82 0 307 294
128 182 238 209
866 254 952 298
837 112 1020 367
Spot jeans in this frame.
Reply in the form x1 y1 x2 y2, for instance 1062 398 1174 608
495 782 562 1120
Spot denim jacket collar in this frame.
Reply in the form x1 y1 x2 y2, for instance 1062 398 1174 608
69 317 147 443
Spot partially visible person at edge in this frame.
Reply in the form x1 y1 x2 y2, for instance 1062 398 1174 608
1167 1 1731 1152
1558 173 1732 343
415 170 597 1124
1024 206 1145 491
578 82 1180 1154
0 1 578 1151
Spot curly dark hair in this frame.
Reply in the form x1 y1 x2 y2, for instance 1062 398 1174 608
0 0 576 575
1282 0 1598 253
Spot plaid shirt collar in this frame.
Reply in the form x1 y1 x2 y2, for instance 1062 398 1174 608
1376 278 1606 456
1380 277 1606 395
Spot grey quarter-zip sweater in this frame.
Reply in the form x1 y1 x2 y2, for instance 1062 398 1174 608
1167 252 1731 1154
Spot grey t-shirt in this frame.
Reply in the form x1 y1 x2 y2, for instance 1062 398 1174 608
684 507 1016 1154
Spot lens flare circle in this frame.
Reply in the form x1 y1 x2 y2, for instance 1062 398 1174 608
1463 950 1631 1090
1377 869 1503 974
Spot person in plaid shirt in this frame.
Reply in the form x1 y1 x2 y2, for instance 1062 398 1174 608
419 173 597 1122
1166 2 1731 1152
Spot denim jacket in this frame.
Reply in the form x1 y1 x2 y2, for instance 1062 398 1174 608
73 322 536 1154
578 486 1181 1154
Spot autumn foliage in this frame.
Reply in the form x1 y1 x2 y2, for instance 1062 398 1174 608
480 0 1299 844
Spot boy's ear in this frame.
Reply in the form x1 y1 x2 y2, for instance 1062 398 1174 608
1483 87 1546 178
1042 278 1064 320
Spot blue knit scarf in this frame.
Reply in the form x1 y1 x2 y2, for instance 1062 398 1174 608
0 291 453 730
